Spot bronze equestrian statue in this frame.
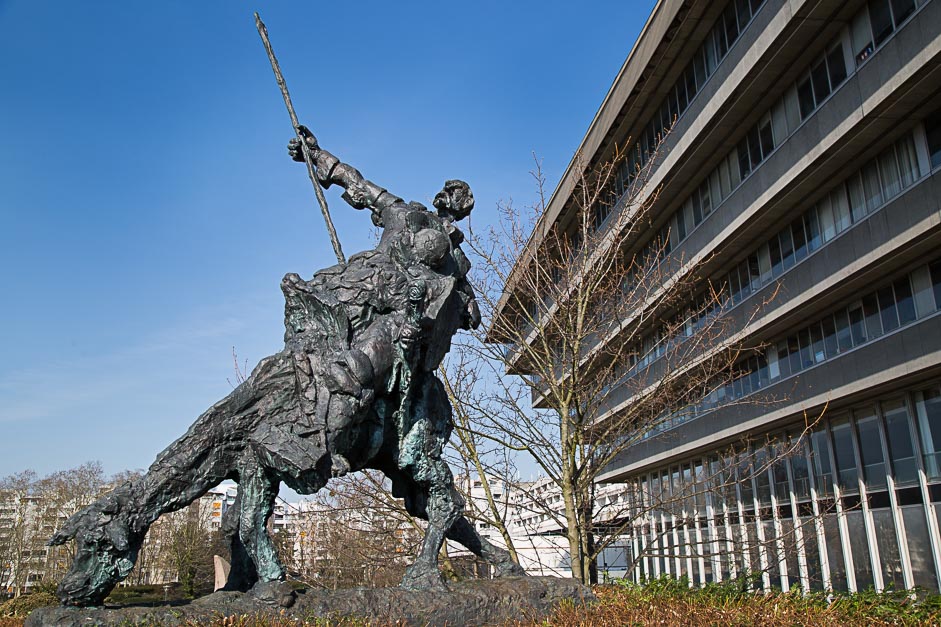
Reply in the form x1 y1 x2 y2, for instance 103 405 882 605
48 126 523 607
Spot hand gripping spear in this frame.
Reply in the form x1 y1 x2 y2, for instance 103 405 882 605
255 12 346 265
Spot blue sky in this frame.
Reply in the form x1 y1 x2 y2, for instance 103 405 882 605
0 1 654 479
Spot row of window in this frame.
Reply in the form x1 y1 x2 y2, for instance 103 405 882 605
615 0 929 296
621 386 941 591
651 258 941 436
721 133 922 305
621 128 925 382
852 0 924 65
594 0 768 227
648 32 848 263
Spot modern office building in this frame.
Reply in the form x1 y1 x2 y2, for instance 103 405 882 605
501 0 941 592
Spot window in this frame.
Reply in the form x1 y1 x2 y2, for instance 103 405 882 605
833 309 853 353
927 109 941 170
831 420 859 492
915 387 941 480
869 0 895 47
797 76 815 119
912 266 936 317
855 411 887 490
883 399 917 484
810 429 833 495
851 9 875 64
826 44 848 87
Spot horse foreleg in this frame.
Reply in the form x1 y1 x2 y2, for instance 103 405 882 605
399 457 462 591
237 464 284 584
220 488 258 591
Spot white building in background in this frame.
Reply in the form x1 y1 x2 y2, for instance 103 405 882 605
456 475 634 580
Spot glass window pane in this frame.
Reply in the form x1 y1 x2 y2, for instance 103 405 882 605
792 218 808 262
926 109 941 170
759 118 775 158
728 151 742 187
749 125 765 169
823 515 848 589
693 50 707 88
890 0 916 25
748 253 761 291
704 31 718 74
818 197 837 242
736 0 752 29
758 243 772 283
787 334 802 374
810 323 826 363
851 9 875 65
879 149 902 199
894 276 916 325
811 429 833 496
827 44 848 87
811 60 831 106
835 310 853 352
848 303 867 345
863 293 882 338
822 315 839 358
932 260 941 311
676 78 688 113
915 387 941 480
779 227 795 271
785 84 801 132
883 399 917 484
869 0 895 46
776 340 791 378
700 182 712 217
769 232 783 277
905 505 939 589
862 161 883 211
872 509 905 589
804 209 822 252
685 66 698 105
846 510 874 589
847 173 867 222
737 138 751 180
799 328 815 369
831 420 859 492
912 266 936 317
791 444 811 499
896 135 920 187
797 76 816 119
855 411 887 490
878 285 900 332
691 191 703 225
832 188 852 232
771 100 788 147
723 4 740 45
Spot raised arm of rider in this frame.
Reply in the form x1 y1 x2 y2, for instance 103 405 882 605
288 125 402 213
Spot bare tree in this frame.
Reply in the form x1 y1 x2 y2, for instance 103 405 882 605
446 142 787 585
290 472 422 589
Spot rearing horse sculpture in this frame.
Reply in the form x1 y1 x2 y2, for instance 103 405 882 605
49 127 523 607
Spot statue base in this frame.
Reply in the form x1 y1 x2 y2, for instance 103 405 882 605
26 576 593 626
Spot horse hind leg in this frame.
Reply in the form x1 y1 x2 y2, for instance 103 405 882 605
446 517 525 577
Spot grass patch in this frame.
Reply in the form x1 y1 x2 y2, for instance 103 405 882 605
527 576 941 626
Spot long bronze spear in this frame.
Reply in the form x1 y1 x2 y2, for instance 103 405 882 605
254 12 346 265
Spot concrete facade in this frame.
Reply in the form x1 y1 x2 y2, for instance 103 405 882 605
502 0 941 592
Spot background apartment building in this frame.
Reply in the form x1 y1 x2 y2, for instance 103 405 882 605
502 0 941 592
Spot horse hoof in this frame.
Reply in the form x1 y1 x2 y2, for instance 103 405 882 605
250 580 296 608
400 565 448 592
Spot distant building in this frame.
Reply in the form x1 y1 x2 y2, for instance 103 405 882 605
499 0 941 593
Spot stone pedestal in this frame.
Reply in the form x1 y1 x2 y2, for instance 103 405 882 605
26 576 593 626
